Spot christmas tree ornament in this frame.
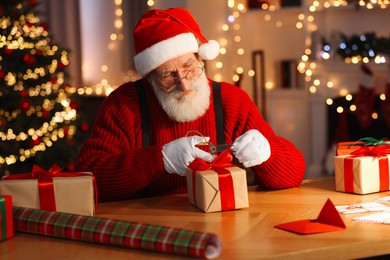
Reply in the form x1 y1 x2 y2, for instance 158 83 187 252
80 122 90 132
30 137 42 147
20 89 28 97
42 109 49 118
70 101 79 109
4 48 13 55
57 61 66 70
19 99 30 111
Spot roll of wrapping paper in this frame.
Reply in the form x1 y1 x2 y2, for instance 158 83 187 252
12 206 221 259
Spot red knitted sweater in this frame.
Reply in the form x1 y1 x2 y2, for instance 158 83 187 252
76 79 305 202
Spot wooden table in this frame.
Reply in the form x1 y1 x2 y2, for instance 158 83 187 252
2 177 390 259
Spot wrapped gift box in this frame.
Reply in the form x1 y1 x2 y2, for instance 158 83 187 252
186 151 249 213
0 195 14 241
0 166 96 216
335 154 390 194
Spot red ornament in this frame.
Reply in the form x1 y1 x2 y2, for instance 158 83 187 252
20 89 28 97
0 69 5 79
42 109 49 118
40 23 49 31
23 54 36 65
19 100 30 111
57 62 64 69
63 126 69 136
4 48 13 55
30 137 42 147
0 117 6 127
50 77 57 84
80 122 90 132
70 101 79 110
57 62 68 70
29 0 37 5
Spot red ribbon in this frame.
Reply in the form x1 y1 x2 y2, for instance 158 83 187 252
343 147 390 193
2 165 98 212
187 150 236 211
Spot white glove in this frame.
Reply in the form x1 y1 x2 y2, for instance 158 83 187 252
232 129 271 168
162 136 215 176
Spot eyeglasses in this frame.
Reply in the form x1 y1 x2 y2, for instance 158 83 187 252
158 66 204 91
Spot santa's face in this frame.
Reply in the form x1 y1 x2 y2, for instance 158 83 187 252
148 53 211 122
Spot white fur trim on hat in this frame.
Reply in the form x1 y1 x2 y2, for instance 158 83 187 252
198 40 220 60
134 33 198 77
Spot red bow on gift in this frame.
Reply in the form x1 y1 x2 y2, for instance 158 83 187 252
351 146 390 157
187 150 236 211
2 165 97 212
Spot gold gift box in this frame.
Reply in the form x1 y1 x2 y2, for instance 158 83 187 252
0 172 95 216
186 166 249 213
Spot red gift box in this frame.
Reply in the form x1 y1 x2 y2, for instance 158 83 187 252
0 195 14 241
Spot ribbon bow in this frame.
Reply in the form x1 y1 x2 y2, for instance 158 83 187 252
351 146 390 157
188 150 234 171
351 137 390 147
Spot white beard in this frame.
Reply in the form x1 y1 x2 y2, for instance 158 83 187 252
150 73 211 122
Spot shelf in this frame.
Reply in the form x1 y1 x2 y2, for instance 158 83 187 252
315 61 388 73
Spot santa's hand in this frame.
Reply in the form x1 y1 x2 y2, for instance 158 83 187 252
232 129 271 167
162 136 215 176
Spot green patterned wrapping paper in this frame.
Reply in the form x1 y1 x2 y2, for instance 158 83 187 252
13 206 221 259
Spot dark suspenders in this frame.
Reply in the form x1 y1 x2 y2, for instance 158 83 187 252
212 81 225 146
135 79 225 147
135 80 151 147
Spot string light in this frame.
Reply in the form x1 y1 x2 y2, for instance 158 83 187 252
296 0 389 122
217 0 251 85
78 0 140 97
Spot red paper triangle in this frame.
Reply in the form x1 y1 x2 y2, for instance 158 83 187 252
274 198 346 235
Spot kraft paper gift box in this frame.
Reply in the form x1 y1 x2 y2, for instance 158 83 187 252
0 195 14 241
186 150 249 213
0 165 96 216
334 153 390 194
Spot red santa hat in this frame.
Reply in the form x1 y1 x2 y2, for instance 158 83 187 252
133 8 220 77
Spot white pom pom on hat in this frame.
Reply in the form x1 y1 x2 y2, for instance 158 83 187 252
133 8 220 77
198 40 220 60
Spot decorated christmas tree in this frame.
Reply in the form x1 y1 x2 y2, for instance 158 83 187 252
0 0 89 176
